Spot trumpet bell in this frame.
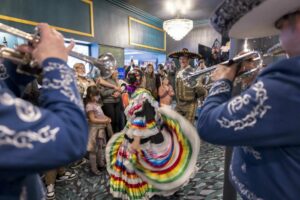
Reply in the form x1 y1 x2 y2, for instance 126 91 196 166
96 53 117 79
180 51 263 88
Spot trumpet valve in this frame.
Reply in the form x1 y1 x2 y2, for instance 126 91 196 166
0 47 41 76
0 47 30 65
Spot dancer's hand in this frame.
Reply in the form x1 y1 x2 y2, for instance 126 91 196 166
130 136 141 152
130 142 140 152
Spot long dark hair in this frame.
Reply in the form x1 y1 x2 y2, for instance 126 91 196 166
85 86 100 104
146 64 155 78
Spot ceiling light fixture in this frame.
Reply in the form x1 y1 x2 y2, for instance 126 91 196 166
163 19 193 41
163 0 193 41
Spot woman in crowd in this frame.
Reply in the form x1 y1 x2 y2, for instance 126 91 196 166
158 76 175 107
85 86 113 175
142 63 158 99
100 70 123 133
106 68 200 200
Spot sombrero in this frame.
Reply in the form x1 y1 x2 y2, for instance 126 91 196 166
168 48 202 59
210 0 300 39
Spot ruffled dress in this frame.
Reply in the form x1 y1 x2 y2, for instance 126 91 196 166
106 88 200 200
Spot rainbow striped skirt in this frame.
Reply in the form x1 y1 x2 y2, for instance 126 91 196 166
106 106 200 200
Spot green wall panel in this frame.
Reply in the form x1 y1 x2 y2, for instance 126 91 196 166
0 0 92 36
0 0 167 53
129 17 165 52
99 45 125 67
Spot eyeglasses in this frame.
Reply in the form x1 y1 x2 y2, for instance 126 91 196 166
275 9 300 29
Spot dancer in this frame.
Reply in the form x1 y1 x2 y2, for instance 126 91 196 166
106 68 200 199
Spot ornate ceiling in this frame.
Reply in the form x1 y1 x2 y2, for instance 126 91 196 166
120 0 222 21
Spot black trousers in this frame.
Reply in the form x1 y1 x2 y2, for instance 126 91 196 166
223 147 237 200
102 102 123 133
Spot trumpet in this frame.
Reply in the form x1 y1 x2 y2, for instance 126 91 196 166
263 42 286 57
0 46 42 75
180 51 263 88
0 23 116 78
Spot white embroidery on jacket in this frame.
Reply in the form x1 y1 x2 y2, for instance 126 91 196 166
217 81 271 131
0 92 42 122
230 165 264 200
242 146 262 160
208 81 231 97
241 163 247 173
0 64 9 80
228 94 251 115
0 125 59 149
42 62 83 110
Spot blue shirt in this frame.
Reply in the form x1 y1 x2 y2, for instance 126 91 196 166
197 56 300 199
0 58 88 199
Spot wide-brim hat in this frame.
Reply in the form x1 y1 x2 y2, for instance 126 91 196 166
210 0 300 39
168 48 202 59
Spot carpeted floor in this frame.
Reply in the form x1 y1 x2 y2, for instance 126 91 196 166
55 142 225 200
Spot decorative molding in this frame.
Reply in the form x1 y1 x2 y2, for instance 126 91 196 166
106 0 163 26
0 0 94 37
106 0 210 27
129 16 166 52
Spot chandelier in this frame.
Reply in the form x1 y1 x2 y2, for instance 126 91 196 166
163 19 193 41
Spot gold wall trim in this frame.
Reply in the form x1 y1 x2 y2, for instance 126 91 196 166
0 0 94 37
128 16 166 51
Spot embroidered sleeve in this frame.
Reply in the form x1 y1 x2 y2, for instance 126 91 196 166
0 58 88 173
41 58 83 110
207 79 232 97
197 76 300 147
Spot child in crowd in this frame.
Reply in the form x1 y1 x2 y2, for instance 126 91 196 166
158 76 175 106
85 86 113 175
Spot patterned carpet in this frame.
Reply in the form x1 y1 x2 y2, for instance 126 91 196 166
55 142 225 200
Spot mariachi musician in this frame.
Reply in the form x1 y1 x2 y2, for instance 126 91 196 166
169 48 207 124
198 0 300 198
0 23 88 199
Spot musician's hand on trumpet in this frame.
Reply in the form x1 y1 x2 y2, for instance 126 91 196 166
0 22 117 78
211 63 239 82
16 23 74 65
